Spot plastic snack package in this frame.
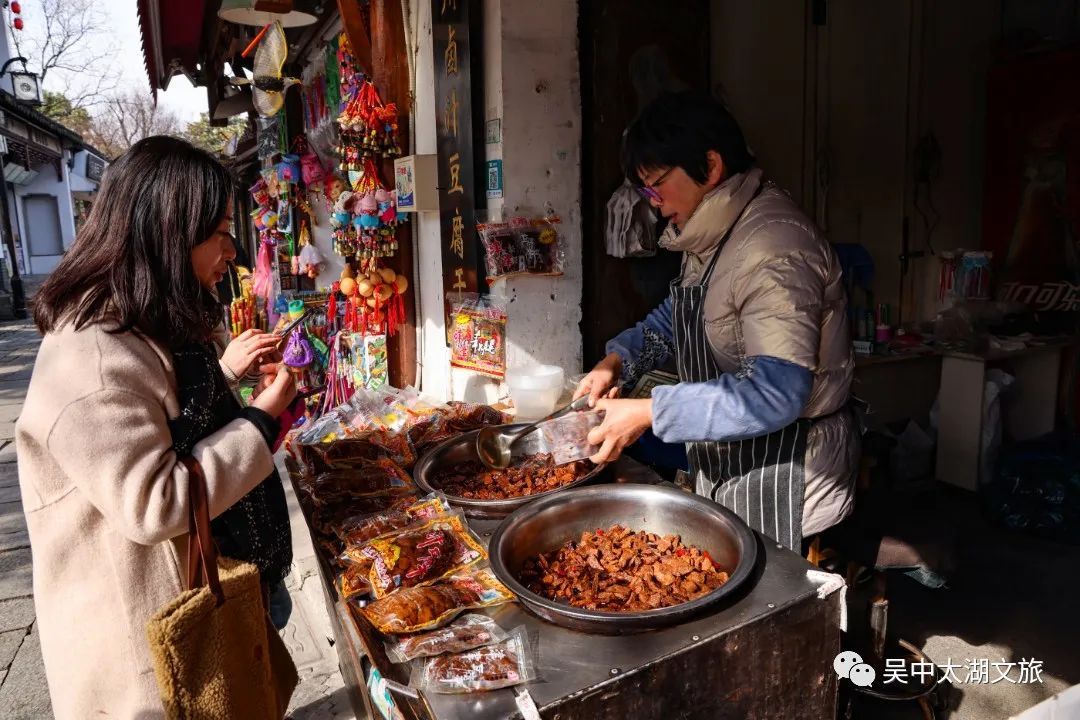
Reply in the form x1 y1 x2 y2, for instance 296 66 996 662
310 489 420 541
537 409 605 465
509 214 564 277
359 513 487 598
410 626 538 694
338 560 373 600
384 613 508 663
359 568 515 635
336 493 451 547
448 293 508 379
477 220 520 282
310 460 414 498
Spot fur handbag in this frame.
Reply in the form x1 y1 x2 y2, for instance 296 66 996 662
146 457 297 719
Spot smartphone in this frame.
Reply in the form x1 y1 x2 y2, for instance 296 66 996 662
274 308 313 343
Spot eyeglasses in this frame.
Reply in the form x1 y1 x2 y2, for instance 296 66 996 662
635 167 674 203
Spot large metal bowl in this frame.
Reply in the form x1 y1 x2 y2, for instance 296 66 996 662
488 484 759 633
412 425 606 518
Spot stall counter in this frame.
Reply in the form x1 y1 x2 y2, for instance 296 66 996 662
285 454 843 720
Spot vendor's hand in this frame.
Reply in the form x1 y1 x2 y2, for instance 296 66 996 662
587 398 653 465
251 365 298 418
222 329 281 378
573 353 623 407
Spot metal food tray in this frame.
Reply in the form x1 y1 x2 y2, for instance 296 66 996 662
412 424 606 518
488 484 760 633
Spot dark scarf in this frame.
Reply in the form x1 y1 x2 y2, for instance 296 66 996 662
169 341 293 588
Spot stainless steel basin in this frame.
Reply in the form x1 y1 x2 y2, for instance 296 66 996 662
488 484 759 633
412 425 606 519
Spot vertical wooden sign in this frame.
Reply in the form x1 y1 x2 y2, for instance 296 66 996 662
432 0 479 326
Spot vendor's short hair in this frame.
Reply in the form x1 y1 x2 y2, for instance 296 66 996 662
621 91 756 186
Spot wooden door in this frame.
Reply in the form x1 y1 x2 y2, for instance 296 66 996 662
579 1 711 367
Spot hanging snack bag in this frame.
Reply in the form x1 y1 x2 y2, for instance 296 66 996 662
477 221 520 282
509 214 564 277
359 513 487 598
509 217 546 274
448 293 507 379
359 568 515 634
384 614 509 663
410 626 538 694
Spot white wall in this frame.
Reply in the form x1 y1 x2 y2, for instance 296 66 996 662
411 0 453 401
414 0 584 403
68 150 99 194
14 151 77 275
496 0 583 374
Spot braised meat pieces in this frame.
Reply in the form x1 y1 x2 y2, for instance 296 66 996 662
433 454 591 500
519 525 729 611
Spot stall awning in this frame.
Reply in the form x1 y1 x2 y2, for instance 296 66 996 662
137 0 209 93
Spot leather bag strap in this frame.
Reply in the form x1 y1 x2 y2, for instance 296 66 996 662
180 456 225 605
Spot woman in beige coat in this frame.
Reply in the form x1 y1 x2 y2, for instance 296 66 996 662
577 92 857 551
16 137 297 719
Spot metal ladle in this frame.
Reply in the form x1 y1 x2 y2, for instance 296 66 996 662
476 395 591 469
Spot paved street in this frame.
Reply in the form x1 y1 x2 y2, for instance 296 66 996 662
0 318 354 719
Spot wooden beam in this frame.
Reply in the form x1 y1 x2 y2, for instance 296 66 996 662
371 0 416 387
337 0 374 72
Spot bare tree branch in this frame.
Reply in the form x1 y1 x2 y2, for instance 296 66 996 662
7 0 121 109
86 90 181 158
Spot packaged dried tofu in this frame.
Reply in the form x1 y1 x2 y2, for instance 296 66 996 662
337 562 372 601
336 494 450 550
384 613 508 663
359 568 514 635
310 459 413 497
359 513 486 598
410 626 538 694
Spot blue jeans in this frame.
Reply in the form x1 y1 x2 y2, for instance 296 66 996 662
267 581 293 630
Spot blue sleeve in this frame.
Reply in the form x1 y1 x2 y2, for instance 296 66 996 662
651 356 812 443
604 297 675 383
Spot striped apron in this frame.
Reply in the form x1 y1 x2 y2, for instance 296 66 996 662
670 212 810 552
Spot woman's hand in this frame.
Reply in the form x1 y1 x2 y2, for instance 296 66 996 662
587 398 653 464
251 365 298 418
221 329 281 379
573 353 624 407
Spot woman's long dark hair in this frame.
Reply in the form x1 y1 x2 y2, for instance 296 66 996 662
33 136 232 348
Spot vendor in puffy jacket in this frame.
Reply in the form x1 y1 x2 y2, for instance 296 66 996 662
575 91 858 550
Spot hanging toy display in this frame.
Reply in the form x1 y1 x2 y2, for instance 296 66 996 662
323 158 405 269
319 331 357 416
297 220 325 278
335 262 408 337
251 232 277 302
229 21 300 118
337 80 401 161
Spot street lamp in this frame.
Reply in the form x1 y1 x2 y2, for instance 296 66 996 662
0 55 38 319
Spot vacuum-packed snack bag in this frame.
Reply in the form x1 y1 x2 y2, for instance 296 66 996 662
336 494 450 548
358 513 486 598
384 613 508 663
359 568 514 634
410 626 537 694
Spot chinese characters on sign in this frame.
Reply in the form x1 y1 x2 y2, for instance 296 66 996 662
834 650 1045 689
1000 281 1080 312
432 0 478 336
882 657 1044 686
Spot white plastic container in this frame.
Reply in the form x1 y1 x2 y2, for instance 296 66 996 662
505 364 565 420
